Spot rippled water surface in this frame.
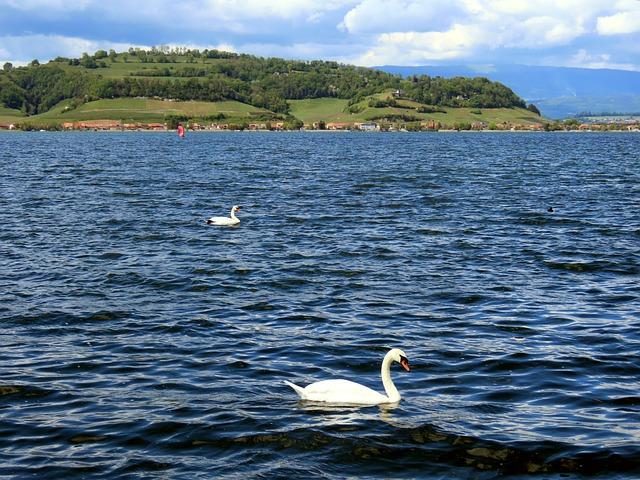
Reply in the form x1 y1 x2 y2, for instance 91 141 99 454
1 131 639 479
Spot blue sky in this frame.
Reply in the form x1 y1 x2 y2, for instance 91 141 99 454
1 0 639 70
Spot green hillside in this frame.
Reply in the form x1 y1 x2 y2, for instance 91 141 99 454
289 93 542 128
0 47 545 129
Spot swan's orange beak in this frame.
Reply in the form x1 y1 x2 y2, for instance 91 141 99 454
400 356 410 372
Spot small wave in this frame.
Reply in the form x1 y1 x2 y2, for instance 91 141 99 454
240 301 278 311
421 194 452 206
263 278 311 290
114 459 173 475
543 260 639 275
515 213 585 227
68 434 108 444
417 228 448 236
3 310 130 325
429 291 488 305
494 323 539 335
99 251 126 260
351 182 380 190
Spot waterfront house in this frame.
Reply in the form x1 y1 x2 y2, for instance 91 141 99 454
326 122 351 130
355 122 379 131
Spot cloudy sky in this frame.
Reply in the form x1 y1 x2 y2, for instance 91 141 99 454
1 0 639 70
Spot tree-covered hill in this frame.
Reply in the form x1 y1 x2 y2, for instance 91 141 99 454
1 48 527 117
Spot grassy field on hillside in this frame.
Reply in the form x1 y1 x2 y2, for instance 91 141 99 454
408 107 542 126
14 96 543 128
4 55 546 128
49 56 225 79
288 98 351 123
289 97 542 126
0 106 25 123
22 98 266 124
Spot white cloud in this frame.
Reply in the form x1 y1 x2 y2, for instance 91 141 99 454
512 16 586 47
597 10 640 35
567 48 640 71
340 0 461 34
0 34 146 63
347 24 482 66
90 0 357 31
1 1 639 69
233 40 362 64
339 0 640 66
224 0 357 21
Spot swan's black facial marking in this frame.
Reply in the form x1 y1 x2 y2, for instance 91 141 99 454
399 355 410 372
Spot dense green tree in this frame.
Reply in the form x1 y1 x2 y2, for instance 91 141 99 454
165 114 189 129
2 65 92 113
0 77 24 109
527 103 541 115
80 53 98 68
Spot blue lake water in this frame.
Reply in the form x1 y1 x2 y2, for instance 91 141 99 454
1 131 639 479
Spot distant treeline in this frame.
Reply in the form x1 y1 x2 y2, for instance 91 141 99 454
1 47 527 115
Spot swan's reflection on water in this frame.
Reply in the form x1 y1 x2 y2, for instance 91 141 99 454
294 401 407 429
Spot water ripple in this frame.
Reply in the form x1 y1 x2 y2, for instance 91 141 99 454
0 131 639 479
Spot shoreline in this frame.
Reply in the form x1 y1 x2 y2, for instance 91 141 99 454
1 128 638 134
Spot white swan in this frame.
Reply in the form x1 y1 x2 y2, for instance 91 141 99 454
285 348 410 405
206 205 241 226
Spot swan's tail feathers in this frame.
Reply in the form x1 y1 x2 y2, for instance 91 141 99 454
284 380 306 399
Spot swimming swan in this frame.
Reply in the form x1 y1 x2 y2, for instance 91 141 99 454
284 348 410 405
206 205 241 226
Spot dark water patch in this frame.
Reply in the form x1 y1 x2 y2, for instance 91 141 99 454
264 277 312 291
1 310 131 326
0 464 105 479
428 291 489 305
543 259 639 275
420 193 452 206
416 227 449 236
608 397 640 411
173 425 640 477
68 434 109 444
600 294 638 304
115 459 174 474
239 300 280 311
98 251 126 260
0 384 54 400
493 322 539 335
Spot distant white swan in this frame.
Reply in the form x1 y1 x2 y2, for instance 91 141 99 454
285 348 410 405
206 205 241 226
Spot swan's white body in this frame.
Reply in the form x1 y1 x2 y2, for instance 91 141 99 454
207 205 241 226
285 348 410 405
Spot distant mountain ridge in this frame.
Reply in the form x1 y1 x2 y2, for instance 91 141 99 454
377 64 640 118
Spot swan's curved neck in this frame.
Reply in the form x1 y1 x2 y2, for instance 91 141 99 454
381 351 400 402
230 209 238 220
